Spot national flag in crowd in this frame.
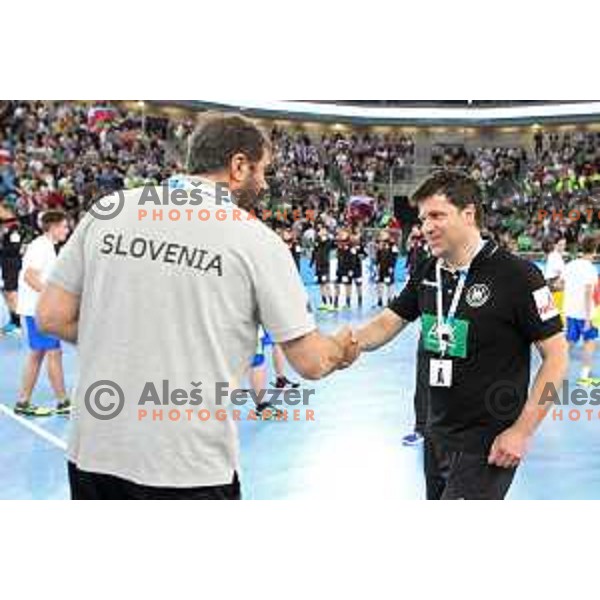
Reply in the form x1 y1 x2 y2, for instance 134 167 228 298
87 106 117 131
0 148 12 165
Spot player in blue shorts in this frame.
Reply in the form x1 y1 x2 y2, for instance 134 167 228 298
14 211 71 416
563 236 598 383
248 327 300 419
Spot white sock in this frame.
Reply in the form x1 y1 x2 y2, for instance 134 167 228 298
581 366 591 379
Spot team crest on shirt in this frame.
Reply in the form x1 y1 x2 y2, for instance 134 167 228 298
466 284 490 308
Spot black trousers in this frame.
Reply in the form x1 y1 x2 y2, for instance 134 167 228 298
413 340 428 435
423 437 517 500
68 462 241 500
1 256 21 292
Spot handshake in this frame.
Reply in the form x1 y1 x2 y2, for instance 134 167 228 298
331 326 361 370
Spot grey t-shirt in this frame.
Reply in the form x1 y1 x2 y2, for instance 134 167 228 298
48 177 315 487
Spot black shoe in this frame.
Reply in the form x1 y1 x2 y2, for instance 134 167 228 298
255 401 283 420
377 299 383 307
55 399 72 415
273 376 300 389
14 402 53 417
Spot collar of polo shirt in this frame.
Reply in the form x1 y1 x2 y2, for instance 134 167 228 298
440 235 487 273
171 174 235 205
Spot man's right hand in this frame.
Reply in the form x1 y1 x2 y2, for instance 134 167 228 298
332 326 360 369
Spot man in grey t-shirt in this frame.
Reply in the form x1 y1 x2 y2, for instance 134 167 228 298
37 114 355 500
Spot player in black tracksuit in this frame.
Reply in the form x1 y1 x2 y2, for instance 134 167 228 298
281 228 302 272
311 227 333 310
0 216 23 332
375 230 399 307
335 229 354 309
405 225 430 279
350 232 367 309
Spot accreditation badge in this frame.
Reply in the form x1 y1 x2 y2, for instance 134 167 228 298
429 359 453 388
421 313 469 359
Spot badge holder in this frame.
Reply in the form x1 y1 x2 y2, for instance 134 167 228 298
430 326 453 388
430 260 466 389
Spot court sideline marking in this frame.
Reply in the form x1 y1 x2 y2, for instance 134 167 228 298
0 403 67 451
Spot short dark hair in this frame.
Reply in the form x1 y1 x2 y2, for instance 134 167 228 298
40 210 67 232
411 169 484 227
187 113 270 175
541 238 555 254
581 235 597 255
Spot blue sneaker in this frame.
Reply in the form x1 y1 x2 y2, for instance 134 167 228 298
2 323 21 338
402 432 424 447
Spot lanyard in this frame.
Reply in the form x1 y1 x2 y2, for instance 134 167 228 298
433 239 487 356
435 261 468 356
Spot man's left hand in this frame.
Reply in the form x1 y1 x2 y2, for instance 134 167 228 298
488 425 531 469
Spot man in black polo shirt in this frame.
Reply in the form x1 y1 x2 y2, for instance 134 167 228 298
347 170 568 499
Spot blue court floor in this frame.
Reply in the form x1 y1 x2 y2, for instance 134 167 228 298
2 261 600 499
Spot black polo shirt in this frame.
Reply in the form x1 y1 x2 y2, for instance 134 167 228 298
389 240 563 453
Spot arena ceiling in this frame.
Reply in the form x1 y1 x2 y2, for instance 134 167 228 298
151 100 600 127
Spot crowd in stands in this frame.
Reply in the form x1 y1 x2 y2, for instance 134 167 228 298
2 101 600 255
0 101 177 244
320 131 415 184
267 127 413 234
432 133 600 252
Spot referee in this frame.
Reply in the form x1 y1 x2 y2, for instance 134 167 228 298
37 113 355 500
349 170 568 499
